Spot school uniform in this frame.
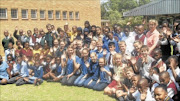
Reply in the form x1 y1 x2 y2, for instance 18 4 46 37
105 51 116 74
27 65 43 84
74 58 90 86
84 65 100 89
61 56 81 86
20 48 33 59
140 88 155 101
2 36 14 51
167 80 178 98
126 89 141 101
164 96 174 101
167 67 180 91
135 34 147 45
103 38 120 52
95 49 104 59
83 60 99 87
5 48 15 61
56 64 66 78
0 61 9 81
8 61 29 86
93 66 111 91
136 55 155 78
123 32 135 53
113 32 126 41
45 32 53 47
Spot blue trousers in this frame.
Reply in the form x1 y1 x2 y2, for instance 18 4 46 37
93 82 108 91
83 77 97 89
74 74 87 87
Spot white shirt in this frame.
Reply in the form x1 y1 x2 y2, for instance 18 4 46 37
167 67 180 91
167 81 175 98
124 32 135 53
144 88 155 101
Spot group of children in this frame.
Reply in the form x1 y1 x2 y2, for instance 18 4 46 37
1 20 180 101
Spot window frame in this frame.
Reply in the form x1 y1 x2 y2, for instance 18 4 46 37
69 11 74 20
63 11 67 20
75 11 80 20
21 9 28 19
55 10 61 20
11 8 18 19
31 9 37 19
0 8 7 19
48 10 53 19
40 10 45 19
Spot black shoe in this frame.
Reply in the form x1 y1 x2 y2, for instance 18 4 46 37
46 79 53 82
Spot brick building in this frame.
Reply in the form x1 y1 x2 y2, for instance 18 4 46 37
0 0 101 54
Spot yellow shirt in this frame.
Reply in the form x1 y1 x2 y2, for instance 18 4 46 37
33 49 41 55
67 32 77 42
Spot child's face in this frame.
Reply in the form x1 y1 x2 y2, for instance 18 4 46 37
47 26 51 32
60 42 65 49
154 88 167 101
4 31 9 37
82 50 88 58
90 53 97 63
7 56 12 61
134 43 141 52
153 51 161 60
35 61 40 67
99 58 105 67
169 58 178 69
97 42 103 50
56 58 61 64
159 76 169 85
72 27 77 33
77 30 82 34
8 43 13 49
108 45 115 52
68 48 74 55
126 70 134 80
96 28 101 35
141 49 148 57
84 32 89 35
46 57 51 63
131 76 139 87
115 55 122 65
119 44 126 53
108 33 113 39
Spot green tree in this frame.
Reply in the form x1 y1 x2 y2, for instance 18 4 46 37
101 0 151 27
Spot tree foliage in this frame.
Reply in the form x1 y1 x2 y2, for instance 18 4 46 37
101 0 151 27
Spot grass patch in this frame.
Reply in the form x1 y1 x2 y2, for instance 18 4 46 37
0 82 116 101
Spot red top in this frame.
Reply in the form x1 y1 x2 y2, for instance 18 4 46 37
168 81 178 95
20 48 33 58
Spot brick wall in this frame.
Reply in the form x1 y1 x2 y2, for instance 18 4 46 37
0 0 101 56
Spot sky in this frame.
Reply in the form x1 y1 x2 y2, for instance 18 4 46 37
100 0 108 4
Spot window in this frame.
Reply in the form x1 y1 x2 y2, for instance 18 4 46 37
40 10 45 19
31 9 37 19
56 11 60 19
0 8 7 19
69 11 73 19
75 12 79 19
11 9 18 19
22 9 28 19
63 11 67 19
48 10 53 19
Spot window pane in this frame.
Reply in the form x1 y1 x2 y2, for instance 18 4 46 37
63 11 67 19
56 11 60 19
75 12 79 19
11 9 18 18
48 10 53 19
31 10 37 19
40 10 45 19
0 8 7 19
22 9 28 18
69 12 73 19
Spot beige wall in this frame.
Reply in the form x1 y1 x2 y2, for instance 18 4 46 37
0 0 101 55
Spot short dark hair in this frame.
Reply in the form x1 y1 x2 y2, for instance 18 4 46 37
108 42 115 47
155 84 168 92
152 67 160 74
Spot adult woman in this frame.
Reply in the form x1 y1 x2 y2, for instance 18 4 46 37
146 19 160 55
